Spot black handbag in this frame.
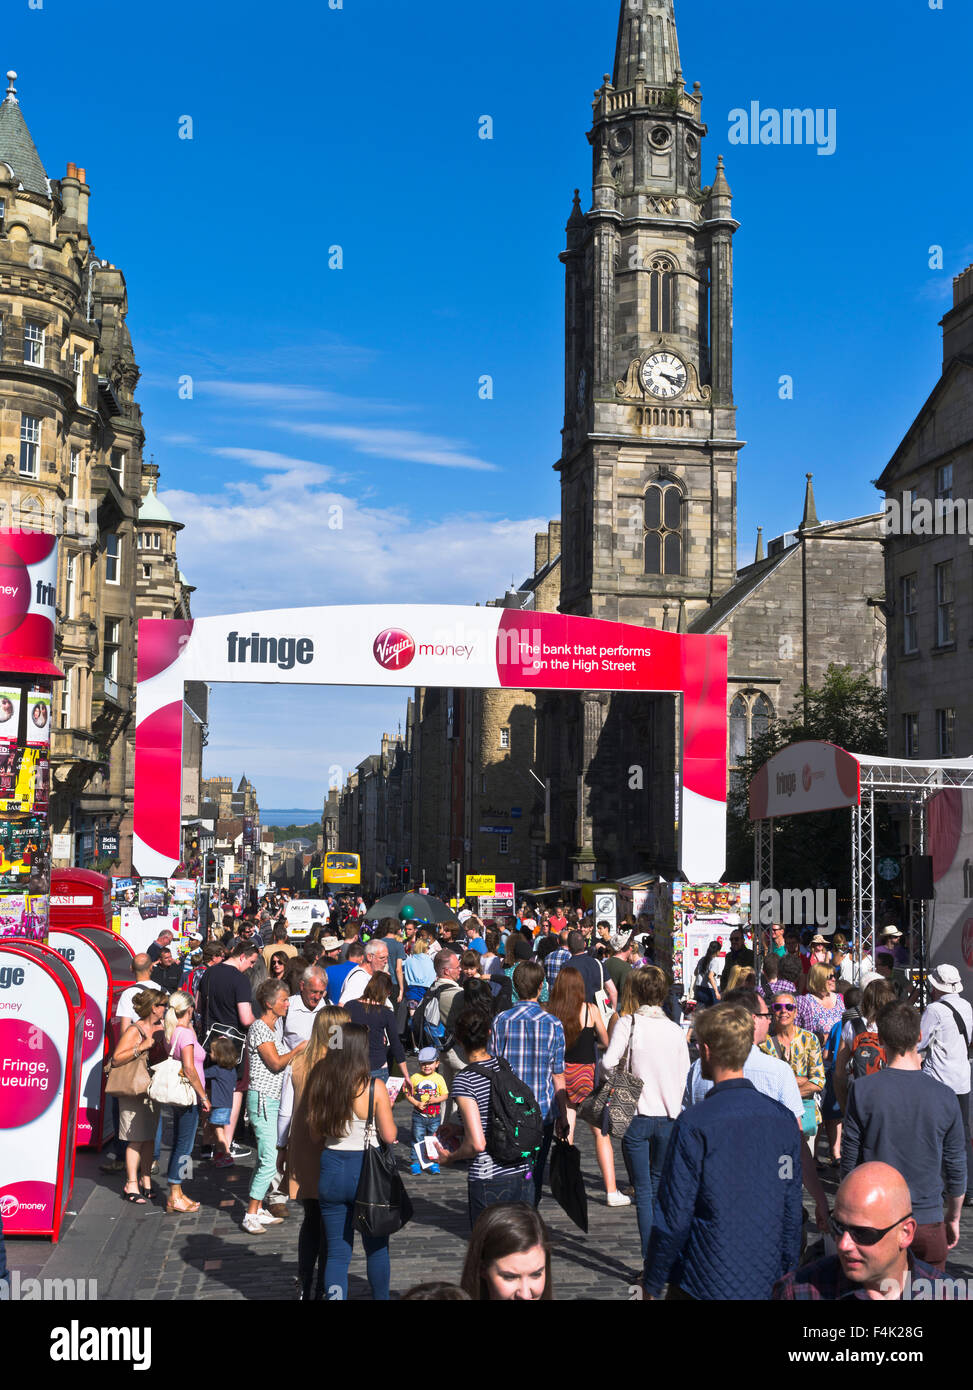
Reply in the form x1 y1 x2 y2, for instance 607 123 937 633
353 1079 413 1239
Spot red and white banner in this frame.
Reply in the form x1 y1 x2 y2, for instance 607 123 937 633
749 740 861 821
0 532 62 678
133 607 728 882
927 789 973 994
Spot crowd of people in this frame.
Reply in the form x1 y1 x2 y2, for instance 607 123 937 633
90 889 972 1300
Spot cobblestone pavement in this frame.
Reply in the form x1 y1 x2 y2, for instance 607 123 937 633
8 1106 973 1301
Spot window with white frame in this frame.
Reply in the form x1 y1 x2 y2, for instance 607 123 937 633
498 833 510 854
110 450 125 487
904 712 919 757
65 553 76 620
105 533 120 584
104 617 120 681
937 708 955 757
901 573 918 654
69 446 80 502
73 350 84 405
19 415 40 477
23 318 45 366
59 666 73 727
935 561 954 646
141 562 150 580
500 727 510 749
151 532 160 550
936 463 953 501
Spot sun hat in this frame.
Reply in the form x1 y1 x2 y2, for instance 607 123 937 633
928 964 963 995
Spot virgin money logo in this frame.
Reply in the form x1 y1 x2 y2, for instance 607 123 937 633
0 1194 18 1218
803 764 813 792
373 629 415 671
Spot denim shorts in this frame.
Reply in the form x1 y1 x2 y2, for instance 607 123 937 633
210 1107 232 1127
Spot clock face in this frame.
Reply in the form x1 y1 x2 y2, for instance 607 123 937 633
577 366 587 410
641 351 687 399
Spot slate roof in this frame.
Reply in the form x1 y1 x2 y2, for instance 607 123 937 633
0 91 50 197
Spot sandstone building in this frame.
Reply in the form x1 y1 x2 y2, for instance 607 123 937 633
0 71 196 872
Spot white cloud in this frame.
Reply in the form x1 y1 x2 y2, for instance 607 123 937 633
197 380 398 413
161 457 548 615
277 420 499 472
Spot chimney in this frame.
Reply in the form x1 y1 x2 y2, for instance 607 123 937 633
76 167 90 237
534 531 549 575
60 163 80 231
941 263 973 370
549 519 561 554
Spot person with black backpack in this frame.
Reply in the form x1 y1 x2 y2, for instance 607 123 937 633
434 1007 540 1226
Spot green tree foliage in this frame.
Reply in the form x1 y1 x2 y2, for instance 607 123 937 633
726 665 896 905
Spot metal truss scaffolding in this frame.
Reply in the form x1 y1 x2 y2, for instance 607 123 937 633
753 752 973 972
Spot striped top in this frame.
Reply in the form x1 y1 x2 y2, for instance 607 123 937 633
452 1058 531 1181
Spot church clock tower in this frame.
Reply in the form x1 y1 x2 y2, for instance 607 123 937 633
559 0 742 628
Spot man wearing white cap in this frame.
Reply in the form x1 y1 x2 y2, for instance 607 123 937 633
920 963 973 1205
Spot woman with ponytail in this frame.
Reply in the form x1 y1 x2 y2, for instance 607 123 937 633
163 989 210 1214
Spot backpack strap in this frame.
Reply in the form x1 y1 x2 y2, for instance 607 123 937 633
942 997 972 1052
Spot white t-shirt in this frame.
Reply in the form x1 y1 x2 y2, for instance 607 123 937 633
116 980 160 1024
338 965 370 1006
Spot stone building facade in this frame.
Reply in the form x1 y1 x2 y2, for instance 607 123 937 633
0 71 194 873
878 263 973 759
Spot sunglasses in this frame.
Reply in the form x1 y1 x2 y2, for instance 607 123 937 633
830 1213 913 1247
772 1002 796 1012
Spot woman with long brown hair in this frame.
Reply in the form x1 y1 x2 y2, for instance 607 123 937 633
278 1005 349 1300
306 1023 398 1301
546 966 628 1206
460 1202 553 1301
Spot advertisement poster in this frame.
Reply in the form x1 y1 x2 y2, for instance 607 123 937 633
167 879 196 907
47 929 111 1147
0 818 48 889
0 687 20 745
138 878 166 919
0 891 48 942
0 950 70 1235
284 899 331 939
0 745 48 814
25 688 51 748
112 877 138 907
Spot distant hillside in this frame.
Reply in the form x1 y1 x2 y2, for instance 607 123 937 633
271 823 321 843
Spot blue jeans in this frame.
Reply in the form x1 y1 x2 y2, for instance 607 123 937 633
622 1114 675 1267
167 1103 201 1185
370 1067 390 1082
318 1148 391 1301
411 1112 441 1145
468 1171 533 1228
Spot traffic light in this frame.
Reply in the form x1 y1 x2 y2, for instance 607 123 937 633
204 852 218 886
401 863 410 886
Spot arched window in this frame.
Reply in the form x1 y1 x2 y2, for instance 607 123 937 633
649 256 676 334
644 478 683 575
728 690 776 797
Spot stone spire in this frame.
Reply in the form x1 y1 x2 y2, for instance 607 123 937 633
0 70 51 196
613 0 683 91
800 473 819 530
754 527 764 563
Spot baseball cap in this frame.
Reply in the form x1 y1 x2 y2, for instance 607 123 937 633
417 1046 439 1064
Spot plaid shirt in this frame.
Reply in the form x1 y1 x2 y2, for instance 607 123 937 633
544 947 571 992
490 1001 565 1120
772 1251 954 1300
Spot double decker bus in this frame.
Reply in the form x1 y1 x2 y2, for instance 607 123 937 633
322 851 361 888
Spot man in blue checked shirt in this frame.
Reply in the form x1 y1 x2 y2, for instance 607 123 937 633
490 960 570 1205
543 931 572 993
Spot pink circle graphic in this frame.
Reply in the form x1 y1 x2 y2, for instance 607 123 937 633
962 917 973 969
0 1018 62 1127
373 628 415 671
0 553 31 637
81 995 104 1063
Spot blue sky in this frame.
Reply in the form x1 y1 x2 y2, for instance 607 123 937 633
7 0 973 808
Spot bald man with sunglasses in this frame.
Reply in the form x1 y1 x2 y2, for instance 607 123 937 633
773 1162 965 1300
